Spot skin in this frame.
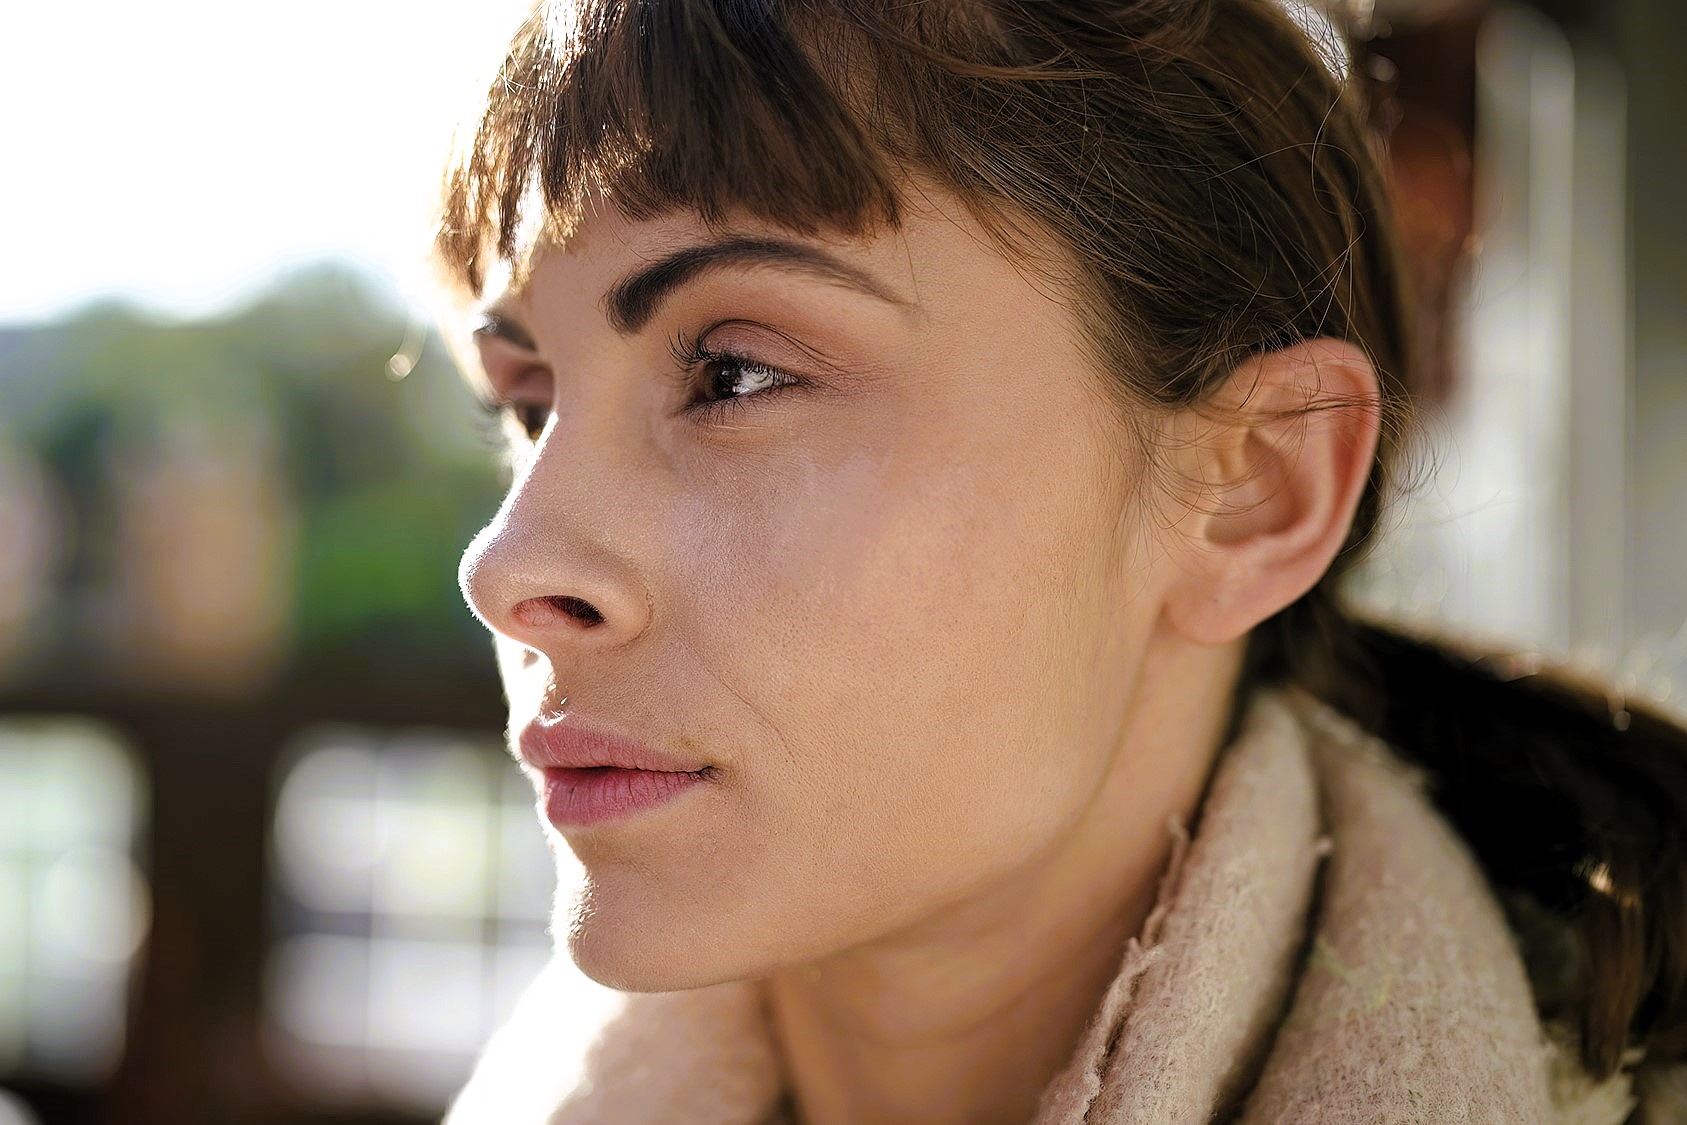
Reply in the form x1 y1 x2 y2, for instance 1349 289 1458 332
457 180 1381 1125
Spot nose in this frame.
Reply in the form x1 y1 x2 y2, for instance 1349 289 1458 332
458 451 654 656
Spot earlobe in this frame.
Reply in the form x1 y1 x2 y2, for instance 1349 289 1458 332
1162 338 1382 646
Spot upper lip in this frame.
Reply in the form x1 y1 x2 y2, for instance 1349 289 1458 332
515 714 709 773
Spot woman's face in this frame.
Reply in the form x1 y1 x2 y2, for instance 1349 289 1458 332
458 184 1195 990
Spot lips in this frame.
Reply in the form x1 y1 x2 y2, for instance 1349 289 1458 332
516 714 710 774
515 714 713 828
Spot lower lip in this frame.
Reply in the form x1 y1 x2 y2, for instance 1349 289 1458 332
542 766 709 827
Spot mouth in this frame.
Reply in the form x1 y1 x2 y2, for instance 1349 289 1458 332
540 765 711 827
516 714 714 828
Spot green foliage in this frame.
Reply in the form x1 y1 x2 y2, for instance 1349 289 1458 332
0 264 505 684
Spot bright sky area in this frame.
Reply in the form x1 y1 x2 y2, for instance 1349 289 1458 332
0 0 535 325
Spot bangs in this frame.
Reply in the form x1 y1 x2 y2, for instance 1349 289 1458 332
435 0 920 297
431 0 1382 425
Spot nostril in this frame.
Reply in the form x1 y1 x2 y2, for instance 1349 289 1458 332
550 595 605 627
511 595 606 630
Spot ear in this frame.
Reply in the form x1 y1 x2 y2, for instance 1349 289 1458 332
1160 337 1382 647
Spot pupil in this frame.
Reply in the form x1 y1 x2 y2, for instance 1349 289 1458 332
713 360 744 398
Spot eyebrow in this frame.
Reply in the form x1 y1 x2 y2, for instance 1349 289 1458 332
475 235 916 347
604 236 914 334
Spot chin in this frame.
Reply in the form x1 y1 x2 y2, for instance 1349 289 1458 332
556 881 744 994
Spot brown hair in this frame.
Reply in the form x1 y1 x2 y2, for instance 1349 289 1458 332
435 0 1687 1081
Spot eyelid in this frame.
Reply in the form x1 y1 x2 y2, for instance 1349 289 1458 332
472 326 550 405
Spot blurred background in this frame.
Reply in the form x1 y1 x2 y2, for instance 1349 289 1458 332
0 0 1682 1121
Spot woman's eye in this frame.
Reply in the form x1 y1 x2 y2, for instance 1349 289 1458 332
479 396 551 444
672 331 803 420
508 401 551 441
697 355 799 407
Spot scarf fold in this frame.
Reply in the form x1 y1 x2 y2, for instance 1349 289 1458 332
447 689 1653 1125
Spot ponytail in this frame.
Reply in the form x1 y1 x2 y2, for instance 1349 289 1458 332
1248 587 1687 1080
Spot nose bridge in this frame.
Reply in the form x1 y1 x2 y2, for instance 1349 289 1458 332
458 425 655 651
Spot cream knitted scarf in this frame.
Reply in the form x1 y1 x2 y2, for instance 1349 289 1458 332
448 690 1672 1124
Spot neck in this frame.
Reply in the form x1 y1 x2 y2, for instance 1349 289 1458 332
762 636 1246 1125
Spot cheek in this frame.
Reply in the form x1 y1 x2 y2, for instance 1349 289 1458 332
667 427 1146 923
681 445 1026 730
